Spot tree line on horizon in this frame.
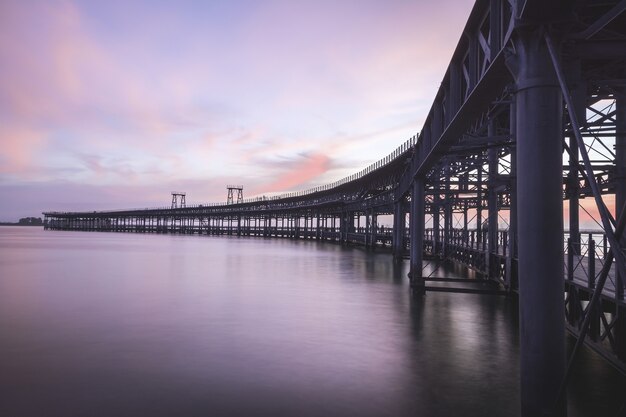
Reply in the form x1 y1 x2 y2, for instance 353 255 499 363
0 217 43 226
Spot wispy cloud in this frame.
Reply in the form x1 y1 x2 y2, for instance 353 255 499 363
251 152 334 193
0 0 476 219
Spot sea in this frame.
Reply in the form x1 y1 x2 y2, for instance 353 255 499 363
0 226 624 417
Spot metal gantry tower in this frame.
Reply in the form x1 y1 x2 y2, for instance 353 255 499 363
171 192 186 209
227 185 243 205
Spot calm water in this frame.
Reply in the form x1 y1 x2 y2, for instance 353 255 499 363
0 226 623 417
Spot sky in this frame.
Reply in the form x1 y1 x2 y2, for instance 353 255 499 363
0 0 477 220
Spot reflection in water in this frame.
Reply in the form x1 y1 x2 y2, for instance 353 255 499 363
0 226 623 417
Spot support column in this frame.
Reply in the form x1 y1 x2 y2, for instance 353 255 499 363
372 212 378 250
506 101 518 290
393 201 406 261
339 212 347 244
410 178 425 295
432 182 440 257
476 162 483 248
616 89 626 299
349 212 356 237
564 60 583 330
509 27 566 417
567 59 584 259
316 215 321 240
615 89 626 359
463 200 469 248
488 121 499 278
566 130 582 327
568 134 580 256
443 167 452 258
365 210 372 249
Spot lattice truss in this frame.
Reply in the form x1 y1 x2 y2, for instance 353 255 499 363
416 2 626 375
561 11 626 370
423 93 514 228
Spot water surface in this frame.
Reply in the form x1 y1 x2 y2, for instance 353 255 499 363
0 227 623 416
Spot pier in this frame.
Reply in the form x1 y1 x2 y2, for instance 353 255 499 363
43 1 626 415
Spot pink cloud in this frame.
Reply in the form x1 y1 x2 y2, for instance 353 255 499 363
1 1 101 125
258 153 332 193
0 126 47 179
0 1 217 139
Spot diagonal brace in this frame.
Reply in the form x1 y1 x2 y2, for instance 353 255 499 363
545 31 626 283
547 28 626 411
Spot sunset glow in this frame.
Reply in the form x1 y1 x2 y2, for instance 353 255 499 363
0 0 477 220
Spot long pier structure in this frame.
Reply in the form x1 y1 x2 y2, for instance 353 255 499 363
43 1 626 415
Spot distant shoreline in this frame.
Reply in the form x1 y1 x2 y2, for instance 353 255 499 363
0 223 43 227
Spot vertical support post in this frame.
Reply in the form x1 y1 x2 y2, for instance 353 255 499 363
488 121 499 278
587 237 601 342
365 211 372 248
476 161 483 248
588 237 596 289
566 60 584 259
372 212 378 250
348 212 355 242
443 167 452 258
463 201 468 234
316 215 320 240
294 216 298 238
616 89 626 299
432 176 440 257
566 57 584 257
566 109 581 323
569 134 581 255
410 178 425 295
340 212 347 244
509 27 566 417
615 88 626 359
506 100 518 289
393 201 406 261
306 216 310 239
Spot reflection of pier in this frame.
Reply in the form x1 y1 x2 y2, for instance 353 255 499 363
43 1 626 415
